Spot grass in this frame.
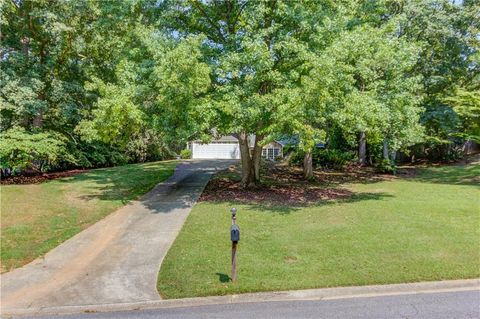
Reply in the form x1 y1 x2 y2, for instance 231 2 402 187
158 161 480 298
1 160 177 272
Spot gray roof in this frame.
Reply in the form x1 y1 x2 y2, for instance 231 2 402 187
212 135 238 142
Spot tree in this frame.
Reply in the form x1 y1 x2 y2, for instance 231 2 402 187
76 34 212 151
391 0 479 158
0 0 175 171
444 83 480 143
1 0 476 176
161 0 339 187
1 0 86 130
294 59 336 179
316 23 421 166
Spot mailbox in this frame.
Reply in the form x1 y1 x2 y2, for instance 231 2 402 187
231 224 240 242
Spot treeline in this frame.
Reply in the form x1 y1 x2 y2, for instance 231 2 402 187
1 1 177 174
1 0 478 183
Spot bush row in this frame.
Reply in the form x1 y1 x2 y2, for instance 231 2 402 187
288 148 354 170
0 128 174 176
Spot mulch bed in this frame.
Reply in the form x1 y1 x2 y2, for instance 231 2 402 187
1 169 88 185
198 164 365 206
269 164 392 185
199 176 354 206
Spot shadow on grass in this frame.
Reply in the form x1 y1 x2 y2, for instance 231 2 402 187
406 163 480 186
261 163 393 187
205 191 394 215
63 160 238 215
57 161 176 205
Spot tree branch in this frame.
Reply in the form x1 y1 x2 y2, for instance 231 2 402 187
190 0 227 43
229 0 248 34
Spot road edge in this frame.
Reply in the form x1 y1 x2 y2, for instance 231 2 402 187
2 278 479 317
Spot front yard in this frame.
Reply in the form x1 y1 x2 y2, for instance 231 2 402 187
1 160 177 272
158 161 480 298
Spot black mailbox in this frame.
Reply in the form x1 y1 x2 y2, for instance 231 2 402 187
231 224 240 242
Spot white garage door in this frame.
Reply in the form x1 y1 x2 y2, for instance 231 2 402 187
192 142 240 159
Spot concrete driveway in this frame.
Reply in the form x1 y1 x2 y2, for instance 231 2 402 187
1 160 235 311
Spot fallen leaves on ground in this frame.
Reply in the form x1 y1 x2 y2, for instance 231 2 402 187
199 176 354 205
1 169 88 185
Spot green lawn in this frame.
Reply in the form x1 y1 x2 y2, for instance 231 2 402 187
158 162 480 298
1 160 177 272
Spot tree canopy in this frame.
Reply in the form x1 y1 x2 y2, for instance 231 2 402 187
1 0 478 183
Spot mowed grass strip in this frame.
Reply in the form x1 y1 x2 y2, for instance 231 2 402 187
158 162 480 298
1 160 177 273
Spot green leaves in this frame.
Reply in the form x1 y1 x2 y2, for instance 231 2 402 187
321 22 422 151
76 79 143 146
0 127 67 171
0 0 477 173
444 85 480 142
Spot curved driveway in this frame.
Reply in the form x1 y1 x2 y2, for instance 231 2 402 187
1 160 235 311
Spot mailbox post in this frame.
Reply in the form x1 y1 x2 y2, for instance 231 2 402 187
230 207 239 282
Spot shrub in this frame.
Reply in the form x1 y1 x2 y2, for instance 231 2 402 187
0 129 128 174
409 137 468 162
125 130 176 163
288 149 304 166
0 127 68 173
80 143 128 167
281 144 296 156
314 149 354 169
60 142 92 169
376 159 397 174
289 148 354 170
126 134 149 163
145 134 176 162
180 149 192 159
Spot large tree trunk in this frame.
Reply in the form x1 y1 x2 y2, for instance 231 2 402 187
238 132 253 188
237 132 263 188
358 131 367 165
252 141 263 182
383 138 389 161
303 151 313 180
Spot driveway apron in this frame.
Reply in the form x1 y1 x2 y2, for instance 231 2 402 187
1 160 235 310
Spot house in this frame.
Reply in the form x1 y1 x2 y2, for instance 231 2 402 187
187 135 284 160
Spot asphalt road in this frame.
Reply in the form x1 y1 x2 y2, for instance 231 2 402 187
19 290 480 319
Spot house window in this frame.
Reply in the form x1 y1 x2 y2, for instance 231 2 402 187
262 147 281 160
268 148 274 159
